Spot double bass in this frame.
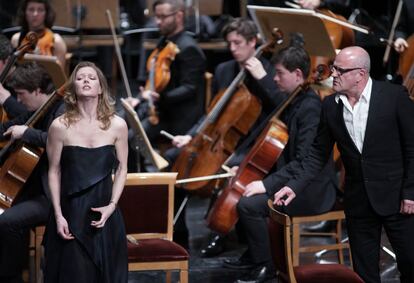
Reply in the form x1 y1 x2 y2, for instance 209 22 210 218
172 29 283 192
206 65 331 235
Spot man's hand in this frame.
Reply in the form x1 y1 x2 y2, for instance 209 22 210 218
123 97 140 108
244 57 267 80
297 0 321 10
172 135 192 148
243 180 266 197
3 125 28 141
400 199 414 214
141 88 160 102
394 38 409 53
273 186 296 206
0 83 11 105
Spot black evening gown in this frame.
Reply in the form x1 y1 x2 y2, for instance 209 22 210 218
43 145 128 283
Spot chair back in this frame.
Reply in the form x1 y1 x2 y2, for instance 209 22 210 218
119 173 177 240
267 200 297 283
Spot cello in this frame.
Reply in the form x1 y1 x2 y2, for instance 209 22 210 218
172 29 283 192
144 40 180 125
206 65 331 235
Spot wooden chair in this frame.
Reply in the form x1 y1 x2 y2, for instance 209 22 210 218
290 209 350 267
118 172 189 283
27 225 45 283
204 71 213 112
267 200 363 283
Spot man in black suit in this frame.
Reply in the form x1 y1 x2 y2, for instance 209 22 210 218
125 0 206 143
229 46 337 283
274 46 414 283
0 62 64 283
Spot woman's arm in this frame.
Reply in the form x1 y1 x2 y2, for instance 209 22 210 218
53 34 67 70
91 116 128 228
47 118 74 240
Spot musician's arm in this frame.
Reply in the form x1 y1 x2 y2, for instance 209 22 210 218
262 94 330 196
162 45 206 103
0 112 32 141
2 96 27 118
53 34 67 70
21 104 65 147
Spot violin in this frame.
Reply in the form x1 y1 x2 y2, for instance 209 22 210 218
206 65 331 235
171 29 283 194
20 28 54 57
0 32 38 127
144 40 180 125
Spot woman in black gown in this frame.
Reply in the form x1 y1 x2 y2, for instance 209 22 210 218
44 61 129 282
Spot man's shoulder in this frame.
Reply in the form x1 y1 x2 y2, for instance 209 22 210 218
215 60 237 73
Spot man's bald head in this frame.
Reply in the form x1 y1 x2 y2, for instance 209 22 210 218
337 46 371 73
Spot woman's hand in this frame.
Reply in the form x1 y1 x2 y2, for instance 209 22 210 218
90 203 116 228
56 214 74 240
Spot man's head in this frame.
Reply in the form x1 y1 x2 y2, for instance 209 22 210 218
271 46 310 93
6 62 54 111
331 46 370 95
222 18 258 64
153 0 185 37
0 35 13 72
17 0 55 31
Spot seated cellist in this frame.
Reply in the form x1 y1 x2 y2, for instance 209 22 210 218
221 46 337 283
0 62 64 283
11 0 67 69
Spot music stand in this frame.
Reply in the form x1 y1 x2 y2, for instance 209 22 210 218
121 98 169 171
248 5 336 59
21 54 67 88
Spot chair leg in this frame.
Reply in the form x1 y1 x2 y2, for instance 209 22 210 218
166 270 172 283
292 223 300 266
336 220 344 265
180 269 188 283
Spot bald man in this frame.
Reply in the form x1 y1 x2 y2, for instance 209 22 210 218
273 46 414 283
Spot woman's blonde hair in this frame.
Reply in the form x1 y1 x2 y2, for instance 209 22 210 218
63 61 115 130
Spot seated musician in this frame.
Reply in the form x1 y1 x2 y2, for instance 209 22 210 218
0 34 27 119
0 62 64 283
166 17 281 159
124 0 206 144
224 46 337 283
11 0 67 69
394 0 413 53
162 17 282 247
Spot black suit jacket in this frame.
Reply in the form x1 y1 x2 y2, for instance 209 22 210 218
287 80 414 217
262 89 337 216
395 0 414 40
156 31 206 135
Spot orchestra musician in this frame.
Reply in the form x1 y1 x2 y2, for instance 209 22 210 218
11 0 67 69
393 0 414 53
274 46 414 283
163 17 282 248
124 0 206 144
0 62 64 283
0 35 27 120
212 46 336 283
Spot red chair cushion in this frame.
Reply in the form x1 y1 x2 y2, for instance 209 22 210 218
128 239 189 262
294 264 364 283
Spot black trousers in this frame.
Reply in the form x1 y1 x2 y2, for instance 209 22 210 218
0 194 50 280
346 211 414 283
237 194 272 266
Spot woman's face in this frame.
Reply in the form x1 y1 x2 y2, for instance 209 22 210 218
74 66 102 99
25 2 46 31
